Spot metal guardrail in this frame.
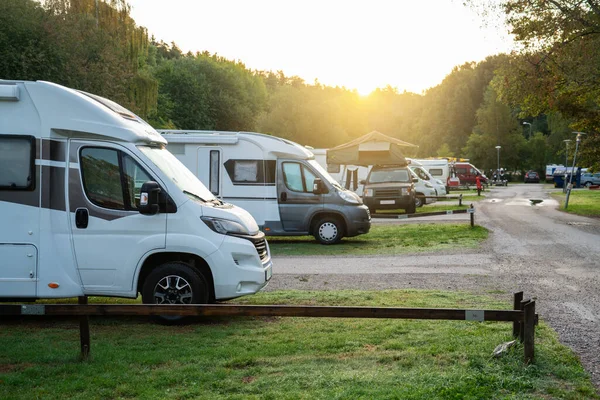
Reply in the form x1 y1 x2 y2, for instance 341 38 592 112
1 292 537 363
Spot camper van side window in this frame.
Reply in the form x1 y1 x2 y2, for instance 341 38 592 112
81 148 154 211
209 150 220 195
223 159 276 185
282 162 316 193
429 168 443 177
80 148 126 210
0 135 35 191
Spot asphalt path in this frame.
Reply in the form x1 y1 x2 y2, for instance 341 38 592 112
267 184 600 389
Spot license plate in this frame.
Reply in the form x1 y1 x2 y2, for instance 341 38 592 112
265 264 273 281
380 200 395 205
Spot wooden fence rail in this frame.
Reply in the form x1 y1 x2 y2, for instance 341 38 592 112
0 292 536 363
371 205 476 227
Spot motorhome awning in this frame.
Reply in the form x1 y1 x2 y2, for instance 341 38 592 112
326 131 418 166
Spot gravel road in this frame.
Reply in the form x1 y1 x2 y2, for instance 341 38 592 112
266 184 600 390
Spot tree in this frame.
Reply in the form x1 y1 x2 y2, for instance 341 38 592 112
481 0 600 170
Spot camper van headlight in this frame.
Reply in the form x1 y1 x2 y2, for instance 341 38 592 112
201 217 249 235
363 188 374 197
338 190 361 204
424 182 434 188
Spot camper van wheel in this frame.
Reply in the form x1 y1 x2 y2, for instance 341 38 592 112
142 262 209 324
414 194 424 208
314 217 344 245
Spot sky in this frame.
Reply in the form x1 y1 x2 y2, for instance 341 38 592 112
128 0 514 95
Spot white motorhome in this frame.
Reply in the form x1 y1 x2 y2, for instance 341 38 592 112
0 81 271 306
412 159 451 192
159 131 371 244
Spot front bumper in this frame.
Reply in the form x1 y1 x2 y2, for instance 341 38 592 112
364 196 414 210
208 233 272 300
344 205 371 237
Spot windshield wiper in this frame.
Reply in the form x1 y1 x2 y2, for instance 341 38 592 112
183 190 206 203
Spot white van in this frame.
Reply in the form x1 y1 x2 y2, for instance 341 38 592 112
0 81 271 305
408 168 438 207
159 131 371 244
408 160 447 197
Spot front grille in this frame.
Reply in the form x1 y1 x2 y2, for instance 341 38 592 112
374 188 401 197
253 237 269 262
231 232 270 262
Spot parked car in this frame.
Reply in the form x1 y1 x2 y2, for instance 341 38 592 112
581 172 600 187
524 171 540 183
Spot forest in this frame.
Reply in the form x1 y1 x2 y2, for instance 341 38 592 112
1 0 598 173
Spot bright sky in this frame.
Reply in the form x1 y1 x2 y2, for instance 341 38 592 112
128 0 514 95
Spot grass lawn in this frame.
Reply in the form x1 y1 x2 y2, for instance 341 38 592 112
1 290 597 399
268 224 488 256
551 190 600 217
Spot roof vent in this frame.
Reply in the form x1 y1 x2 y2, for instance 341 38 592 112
0 84 19 101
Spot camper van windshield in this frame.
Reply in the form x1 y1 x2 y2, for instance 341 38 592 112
307 160 342 188
138 146 215 202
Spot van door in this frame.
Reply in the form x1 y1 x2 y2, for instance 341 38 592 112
197 147 222 197
0 135 38 297
277 160 324 232
68 141 167 294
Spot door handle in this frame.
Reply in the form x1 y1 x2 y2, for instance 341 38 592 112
75 208 89 229
280 192 287 202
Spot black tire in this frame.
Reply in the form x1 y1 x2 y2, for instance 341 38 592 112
415 194 424 208
313 217 344 245
585 181 592 188
142 262 209 324
406 202 416 214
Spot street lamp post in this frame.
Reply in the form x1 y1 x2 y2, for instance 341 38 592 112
565 132 586 209
495 146 501 182
523 122 532 139
562 139 571 193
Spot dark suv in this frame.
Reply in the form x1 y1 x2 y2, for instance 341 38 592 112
361 165 417 214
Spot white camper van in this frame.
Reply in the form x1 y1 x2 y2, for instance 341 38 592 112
413 159 451 192
159 131 371 244
0 81 271 305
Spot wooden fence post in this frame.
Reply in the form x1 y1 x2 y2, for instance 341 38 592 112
523 300 536 364
513 292 523 338
459 194 463 206
78 296 91 360
519 299 530 342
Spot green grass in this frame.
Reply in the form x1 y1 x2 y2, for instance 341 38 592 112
551 190 600 217
268 224 488 256
1 290 597 399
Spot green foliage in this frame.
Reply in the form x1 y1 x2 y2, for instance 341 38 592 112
436 143 454 157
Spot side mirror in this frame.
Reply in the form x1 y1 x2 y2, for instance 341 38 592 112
139 181 161 215
359 179 366 185
312 178 327 194
412 178 419 183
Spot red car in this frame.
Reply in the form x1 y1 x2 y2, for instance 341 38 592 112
524 171 540 183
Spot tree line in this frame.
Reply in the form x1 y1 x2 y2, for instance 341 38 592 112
1 0 598 173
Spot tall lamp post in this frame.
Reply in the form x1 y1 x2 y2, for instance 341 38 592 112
565 132 586 209
562 139 571 193
495 146 501 179
523 122 532 139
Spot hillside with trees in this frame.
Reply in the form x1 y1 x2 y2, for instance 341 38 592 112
1 0 597 172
